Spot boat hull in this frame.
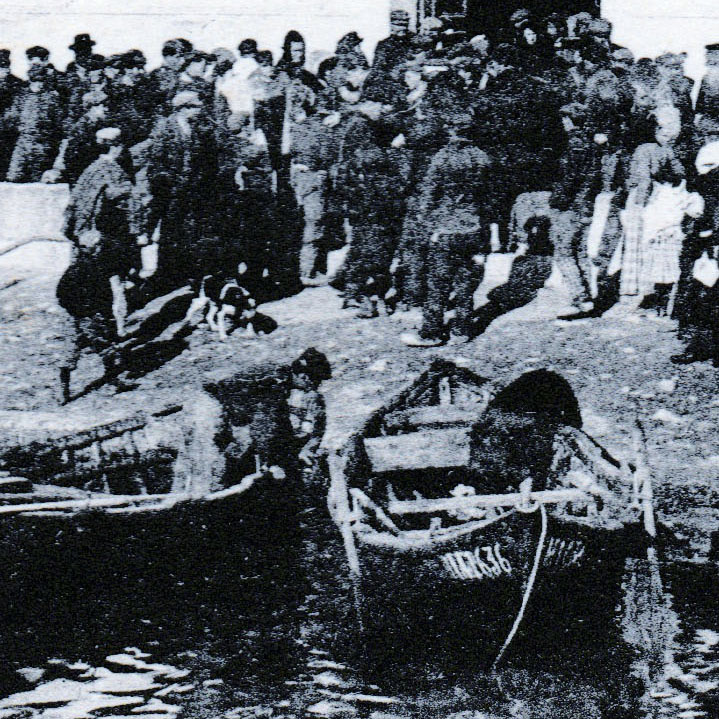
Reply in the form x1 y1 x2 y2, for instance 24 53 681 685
353 509 633 672
0 480 302 665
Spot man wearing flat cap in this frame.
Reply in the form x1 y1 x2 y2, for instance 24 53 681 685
177 50 216 113
26 45 61 88
696 44 719 144
6 63 64 181
0 50 25 177
107 50 153 148
148 38 194 118
49 88 110 186
318 32 369 112
140 89 237 295
362 9 414 106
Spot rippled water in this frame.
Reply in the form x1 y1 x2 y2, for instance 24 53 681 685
2 517 719 719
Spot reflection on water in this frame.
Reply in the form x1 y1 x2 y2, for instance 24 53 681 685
2 545 719 718
0 648 192 719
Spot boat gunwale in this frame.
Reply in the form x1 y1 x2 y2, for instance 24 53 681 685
0 471 263 518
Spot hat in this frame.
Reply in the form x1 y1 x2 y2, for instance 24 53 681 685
172 90 203 108
162 38 193 57
238 38 258 56
390 9 411 24
0 49 10 68
706 43 719 52
337 31 363 51
122 49 147 69
291 348 332 383
96 127 121 142
26 45 49 61
70 34 96 52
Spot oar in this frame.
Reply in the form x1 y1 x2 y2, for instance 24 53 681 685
630 418 668 687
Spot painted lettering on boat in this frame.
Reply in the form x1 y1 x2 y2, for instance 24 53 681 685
543 537 585 569
441 543 511 581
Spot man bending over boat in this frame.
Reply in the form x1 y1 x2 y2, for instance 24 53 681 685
467 370 637 531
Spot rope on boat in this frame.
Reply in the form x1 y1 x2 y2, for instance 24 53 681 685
492 503 548 669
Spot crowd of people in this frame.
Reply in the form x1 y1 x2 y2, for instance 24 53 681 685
4 7 719 399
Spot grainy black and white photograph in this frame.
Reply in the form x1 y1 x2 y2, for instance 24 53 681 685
2 1 719 717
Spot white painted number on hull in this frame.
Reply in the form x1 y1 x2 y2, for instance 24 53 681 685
441 544 512 581
543 538 585 569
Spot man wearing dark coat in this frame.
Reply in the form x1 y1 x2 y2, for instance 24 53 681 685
49 88 110 186
107 50 154 148
6 65 64 182
401 115 492 346
148 38 193 119
141 90 236 294
472 57 565 249
361 9 413 107
695 45 719 144
56 127 140 401
0 50 25 177
337 101 411 317
61 34 96 118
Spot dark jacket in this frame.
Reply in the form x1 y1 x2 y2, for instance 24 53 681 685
5 84 64 182
362 34 413 106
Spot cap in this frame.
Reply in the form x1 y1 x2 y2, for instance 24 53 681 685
337 31 363 50
26 45 49 61
70 34 96 52
122 49 147 69
162 38 193 57
291 347 332 383
238 38 258 56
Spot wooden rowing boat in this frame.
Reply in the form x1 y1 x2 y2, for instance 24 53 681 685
0 396 303 665
328 359 655 672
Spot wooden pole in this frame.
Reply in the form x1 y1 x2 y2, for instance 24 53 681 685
388 488 587 516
